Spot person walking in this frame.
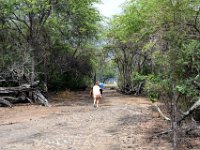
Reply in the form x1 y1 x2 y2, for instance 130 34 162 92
92 82 101 107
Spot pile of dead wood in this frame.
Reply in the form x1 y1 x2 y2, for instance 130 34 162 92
0 70 48 107
118 82 144 95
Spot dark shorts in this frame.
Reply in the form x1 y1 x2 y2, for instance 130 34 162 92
100 89 103 94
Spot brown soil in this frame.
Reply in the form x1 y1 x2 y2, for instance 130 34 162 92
0 89 199 150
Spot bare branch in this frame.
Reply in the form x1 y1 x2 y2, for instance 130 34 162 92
178 97 200 125
153 103 171 121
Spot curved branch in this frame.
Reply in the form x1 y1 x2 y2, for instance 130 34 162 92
153 103 171 121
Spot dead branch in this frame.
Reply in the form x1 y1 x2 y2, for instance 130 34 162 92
32 90 48 106
152 128 172 138
153 103 171 121
0 84 32 94
0 70 48 107
178 97 200 125
0 80 40 94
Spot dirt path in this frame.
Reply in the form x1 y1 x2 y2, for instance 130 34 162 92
0 90 172 150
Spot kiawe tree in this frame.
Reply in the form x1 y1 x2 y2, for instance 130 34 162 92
47 0 101 90
106 0 200 148
105 0 160 93
0 0 102 107
0 0 102 91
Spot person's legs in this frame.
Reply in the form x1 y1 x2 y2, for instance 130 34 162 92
96 98 99 107
93 94 101 107
93 96 96 107
97 94 102 107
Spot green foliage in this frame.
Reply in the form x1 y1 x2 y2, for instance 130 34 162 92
0 0 102 91
144 75 165 102
106 0 200 111
132 72 146 82
96 58 117 82
48 72 90 91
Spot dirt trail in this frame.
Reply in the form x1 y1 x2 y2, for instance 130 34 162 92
0 89 172 150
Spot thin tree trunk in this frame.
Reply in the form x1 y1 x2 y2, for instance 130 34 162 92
31 56 35 84
172 93 179 150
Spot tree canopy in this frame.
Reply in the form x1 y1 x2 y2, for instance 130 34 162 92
104 1 200 147
0 0 102 90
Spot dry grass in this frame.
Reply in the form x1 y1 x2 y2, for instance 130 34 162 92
55 90 75 99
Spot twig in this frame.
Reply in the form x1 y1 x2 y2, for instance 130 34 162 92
152 129 172 138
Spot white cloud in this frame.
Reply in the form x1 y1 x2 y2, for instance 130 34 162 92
95 0 126 18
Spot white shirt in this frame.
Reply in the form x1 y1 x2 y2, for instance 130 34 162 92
93 85 101 96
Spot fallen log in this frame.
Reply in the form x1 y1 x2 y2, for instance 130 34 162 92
0 85 30 94
0 70 48 107
0 98 12 107
0 83 48 107
0 82 39 94
32 90 48 106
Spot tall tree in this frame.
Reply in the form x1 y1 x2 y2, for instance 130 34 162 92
0 0 102 90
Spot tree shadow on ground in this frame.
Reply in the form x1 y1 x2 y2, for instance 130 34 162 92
106 107 173 149
106 113 149 134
